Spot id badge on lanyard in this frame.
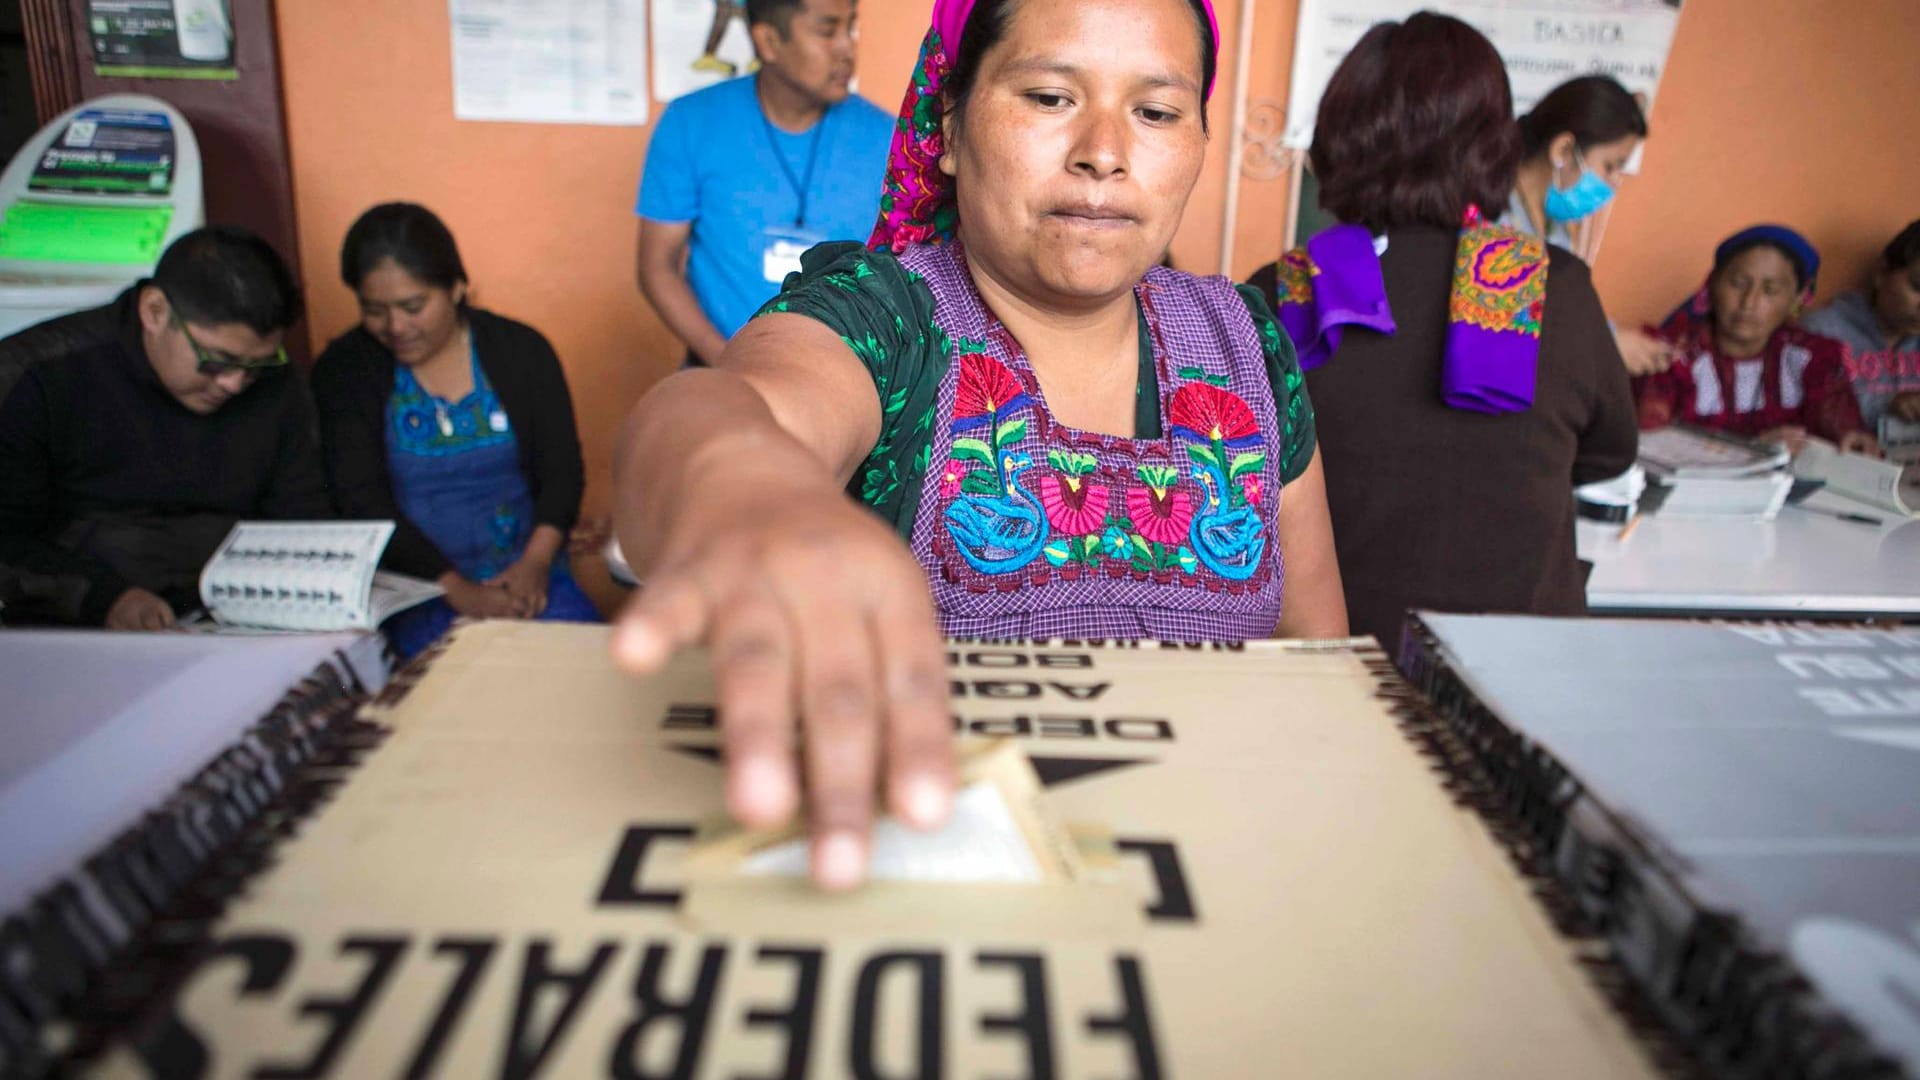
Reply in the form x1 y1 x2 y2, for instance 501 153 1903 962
763 226 820 285
761 110 827 285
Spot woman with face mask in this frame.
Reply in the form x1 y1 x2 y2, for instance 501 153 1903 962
1509 77 1643 255
611 0 1349 889
1504 76 1675 377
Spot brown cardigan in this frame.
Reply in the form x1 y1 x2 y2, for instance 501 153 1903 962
1250 227 1637 655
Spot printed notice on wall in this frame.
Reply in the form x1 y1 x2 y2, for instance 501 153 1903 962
1283 0 1686 150
87 0 237 80
449 0 650 126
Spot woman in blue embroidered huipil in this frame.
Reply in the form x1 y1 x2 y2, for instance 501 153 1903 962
611 0 1348 888
312 203 598 658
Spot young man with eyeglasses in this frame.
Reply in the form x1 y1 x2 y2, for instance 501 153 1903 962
0 226 329 629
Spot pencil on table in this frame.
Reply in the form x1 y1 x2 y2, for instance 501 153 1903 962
1617 512 1643 541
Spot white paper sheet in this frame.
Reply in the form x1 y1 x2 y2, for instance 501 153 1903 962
741 782 1046 884
450 0 650 126
200 521 405 630
1284 0 1686 153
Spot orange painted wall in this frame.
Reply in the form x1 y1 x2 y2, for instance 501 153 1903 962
275 0 1919 517
1585 0 1920 330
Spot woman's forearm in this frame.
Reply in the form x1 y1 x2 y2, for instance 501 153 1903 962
614 368 846 576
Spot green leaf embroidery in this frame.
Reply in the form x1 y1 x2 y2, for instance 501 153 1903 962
951 438 994 466
961 471 1002 496
1186 444 1220 472
1136 463 1179 489
994 419 1028 448
1129 535 1156 573
1228 451 1267 480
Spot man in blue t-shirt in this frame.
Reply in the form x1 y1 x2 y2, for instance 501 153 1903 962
636 0 892 367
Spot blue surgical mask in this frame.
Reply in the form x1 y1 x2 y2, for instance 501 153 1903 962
1544 153 1615 222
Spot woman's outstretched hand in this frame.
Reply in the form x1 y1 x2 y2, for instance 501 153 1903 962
611 479 955 892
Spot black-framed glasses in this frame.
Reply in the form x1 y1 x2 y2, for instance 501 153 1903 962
172 312 290 376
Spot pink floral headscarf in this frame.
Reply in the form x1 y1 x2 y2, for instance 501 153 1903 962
868 0 1221 253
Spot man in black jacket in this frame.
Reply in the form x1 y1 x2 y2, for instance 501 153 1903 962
0 226 329 629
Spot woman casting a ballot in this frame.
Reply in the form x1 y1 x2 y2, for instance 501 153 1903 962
610 0 1348 888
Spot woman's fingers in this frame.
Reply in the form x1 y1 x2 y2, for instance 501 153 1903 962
709 590 801 830
872 577 955 832
785 583 884 892
611 568 717 674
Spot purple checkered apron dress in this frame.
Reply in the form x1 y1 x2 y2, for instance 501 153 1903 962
901 242 1286 642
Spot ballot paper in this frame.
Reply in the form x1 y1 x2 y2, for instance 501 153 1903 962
722 743 1076 885
42 624 1662 1078
196 521 441 631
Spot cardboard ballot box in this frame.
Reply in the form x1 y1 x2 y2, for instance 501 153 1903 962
61 623 1659 1078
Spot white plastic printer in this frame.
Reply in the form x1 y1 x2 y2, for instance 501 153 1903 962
0 94 204 339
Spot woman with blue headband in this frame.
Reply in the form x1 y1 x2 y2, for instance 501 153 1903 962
1634 225 1877 456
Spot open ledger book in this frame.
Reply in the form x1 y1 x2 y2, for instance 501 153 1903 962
1794 437 1920 517
193 521 442 632
1635 425 1793 517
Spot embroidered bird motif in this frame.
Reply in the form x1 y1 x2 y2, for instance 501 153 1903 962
945 450 1048 574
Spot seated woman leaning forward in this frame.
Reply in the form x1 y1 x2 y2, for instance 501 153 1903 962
611 0 1348 887
311 203 598 658
1633 225 1877 456
1249 13 1638 658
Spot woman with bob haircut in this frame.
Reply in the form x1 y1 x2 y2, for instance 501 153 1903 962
1249 12 1638 658
611 0 1349 888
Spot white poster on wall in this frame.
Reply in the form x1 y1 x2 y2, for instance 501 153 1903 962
1283 0 1685 150
449 0 650 126
650 0 757 105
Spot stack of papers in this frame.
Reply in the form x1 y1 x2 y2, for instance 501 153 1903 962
1636 425 1793 518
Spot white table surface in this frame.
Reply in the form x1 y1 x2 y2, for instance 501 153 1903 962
1578 489 1920 618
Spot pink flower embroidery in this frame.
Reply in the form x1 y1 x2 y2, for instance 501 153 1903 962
939 459 966 499
1128 485 1194 547
1037 474 1110 535
1240 475 1263 505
